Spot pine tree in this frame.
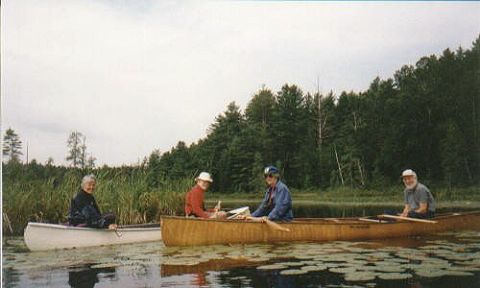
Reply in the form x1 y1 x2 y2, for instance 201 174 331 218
2 128 23 163
66 131 84 168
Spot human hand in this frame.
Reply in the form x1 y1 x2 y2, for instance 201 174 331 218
108 224 118 230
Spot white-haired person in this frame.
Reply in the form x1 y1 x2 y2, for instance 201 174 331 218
399 169 436 219
68 174 117 229
184 172 226 219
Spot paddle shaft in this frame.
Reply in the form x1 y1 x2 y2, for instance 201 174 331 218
211 201 222 218
379 214 437 223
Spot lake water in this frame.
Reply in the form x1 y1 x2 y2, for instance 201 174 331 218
4 231 480 287
3 207 480 287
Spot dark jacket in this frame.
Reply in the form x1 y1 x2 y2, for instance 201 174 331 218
68 190 114 228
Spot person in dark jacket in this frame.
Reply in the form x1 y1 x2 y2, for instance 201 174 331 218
248 166 293 222
68 174 117 229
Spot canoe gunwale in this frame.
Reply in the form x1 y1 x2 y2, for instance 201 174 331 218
25 222 161 232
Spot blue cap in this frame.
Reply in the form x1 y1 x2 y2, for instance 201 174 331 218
264 166 280 177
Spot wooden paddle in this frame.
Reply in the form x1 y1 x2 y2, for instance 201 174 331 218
246 216 290 232
378 214 437 224
211 201 222 218
358 217 384 223
265 219 290 232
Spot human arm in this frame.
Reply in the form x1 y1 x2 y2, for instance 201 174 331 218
415 202 428 214
68 198 86 225
414 188 430 214
189 190 211 219
251 192 269 217
267 185 291 220
400 204 410 217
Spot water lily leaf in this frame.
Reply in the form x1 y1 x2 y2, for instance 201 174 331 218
257 264 288 270
280 269 307 275
444 270 474 276
276 261 304 267
371 265 406 273
344 272 376 281
329 267 358 274
301 265 328 272
377 273 412 280
415 269 448 278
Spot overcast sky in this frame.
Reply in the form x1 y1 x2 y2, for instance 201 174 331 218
2 1 479 166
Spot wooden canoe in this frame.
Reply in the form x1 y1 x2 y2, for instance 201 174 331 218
24 222 162 251
160 211 480 247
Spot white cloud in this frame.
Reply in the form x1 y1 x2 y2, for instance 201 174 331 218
2 0 479 165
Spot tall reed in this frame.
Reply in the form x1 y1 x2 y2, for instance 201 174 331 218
2 167 190 235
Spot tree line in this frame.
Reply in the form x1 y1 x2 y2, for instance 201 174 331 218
148 37 480 192
3 36 480 193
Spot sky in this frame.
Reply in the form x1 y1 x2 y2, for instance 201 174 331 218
2 0 479 166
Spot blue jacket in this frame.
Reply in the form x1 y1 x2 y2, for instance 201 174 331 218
251 180 293 221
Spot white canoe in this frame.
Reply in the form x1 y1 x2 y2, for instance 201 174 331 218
24 222 162 251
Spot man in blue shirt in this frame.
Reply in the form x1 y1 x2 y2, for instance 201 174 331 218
249 166 293 222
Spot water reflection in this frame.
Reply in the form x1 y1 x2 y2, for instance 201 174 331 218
68 266 116 288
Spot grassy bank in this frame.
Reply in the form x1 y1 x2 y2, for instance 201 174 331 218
207 186 480 204
3 170 479 235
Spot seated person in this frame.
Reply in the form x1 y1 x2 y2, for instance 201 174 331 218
185 172 226 219
248 166 293 222
400 169 435 219
68 174 117 229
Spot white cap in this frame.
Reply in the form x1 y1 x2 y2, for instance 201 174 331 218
401 169 417 177
196 172 213 183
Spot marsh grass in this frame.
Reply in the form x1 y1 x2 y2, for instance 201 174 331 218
2 168 190 235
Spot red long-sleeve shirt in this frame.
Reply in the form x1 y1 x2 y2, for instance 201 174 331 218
185 185 211 218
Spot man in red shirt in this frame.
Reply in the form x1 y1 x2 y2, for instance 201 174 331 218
185 172 226 219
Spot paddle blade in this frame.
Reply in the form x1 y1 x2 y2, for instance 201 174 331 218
265 219 290 232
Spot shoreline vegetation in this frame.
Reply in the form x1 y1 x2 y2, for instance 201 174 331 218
3 162 479 235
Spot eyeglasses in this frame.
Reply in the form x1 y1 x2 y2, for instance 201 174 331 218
264 174 274 179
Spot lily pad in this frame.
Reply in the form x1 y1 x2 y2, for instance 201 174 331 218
301 265 328 272
442 270 474 277
280 269 308 275
377 273 412 280
415 269 448 278
277 261 304 267
344 272 376 281
329 267 358 274
257 264 288 270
